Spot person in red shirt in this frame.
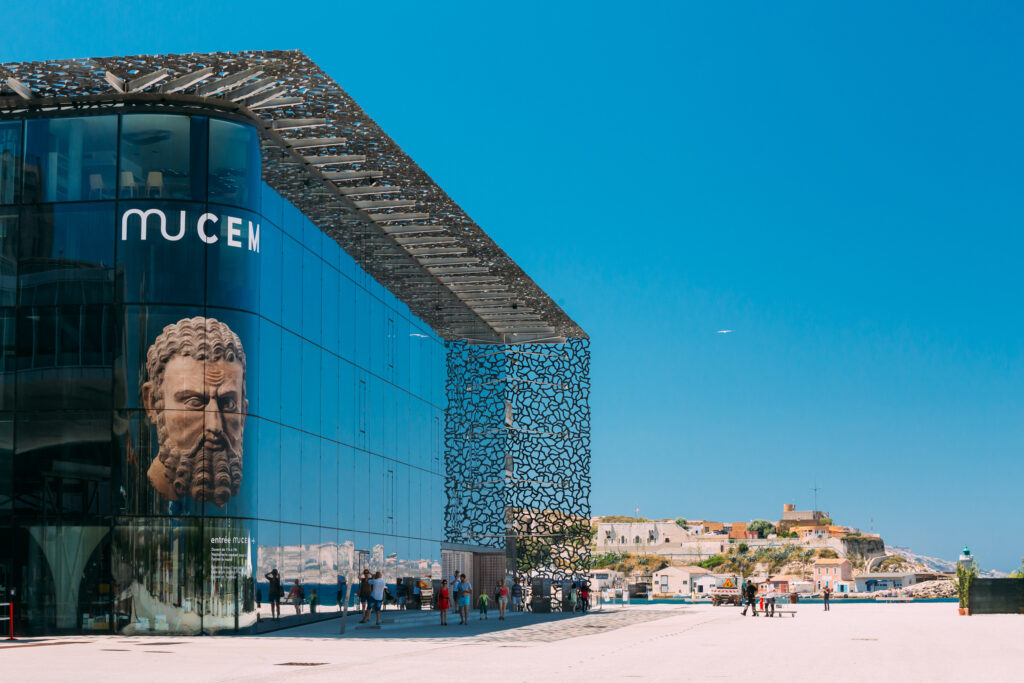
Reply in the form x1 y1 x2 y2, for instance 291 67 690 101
437 579 451 626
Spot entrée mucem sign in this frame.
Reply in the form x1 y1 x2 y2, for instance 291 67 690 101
120 208 261 253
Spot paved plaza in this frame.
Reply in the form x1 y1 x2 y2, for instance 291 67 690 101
1 602 1021 682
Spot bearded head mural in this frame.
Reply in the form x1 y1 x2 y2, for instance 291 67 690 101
142 317 247 507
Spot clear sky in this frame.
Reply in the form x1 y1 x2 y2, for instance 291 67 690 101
4 1 1022 571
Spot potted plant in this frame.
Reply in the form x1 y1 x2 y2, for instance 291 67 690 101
954 560 977 615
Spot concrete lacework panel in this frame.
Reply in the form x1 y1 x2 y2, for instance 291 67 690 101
445 339 591 580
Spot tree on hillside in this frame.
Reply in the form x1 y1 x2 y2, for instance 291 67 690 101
747 519 776 538
737 542 749 554
817 549 839 559
675 518 689 529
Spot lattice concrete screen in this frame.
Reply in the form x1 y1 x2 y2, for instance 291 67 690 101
445 339 591 582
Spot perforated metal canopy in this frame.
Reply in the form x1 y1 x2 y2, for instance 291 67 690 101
0 50 587 344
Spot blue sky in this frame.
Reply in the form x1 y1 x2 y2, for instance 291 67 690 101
5 1 1023 571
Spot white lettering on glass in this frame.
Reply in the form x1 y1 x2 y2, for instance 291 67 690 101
197 213 219 244
119 208 261 253
163 210 187 241
226 216 242 247
121 208 165 241
247 221 260 253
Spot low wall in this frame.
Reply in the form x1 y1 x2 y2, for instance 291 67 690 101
969 578 1024 615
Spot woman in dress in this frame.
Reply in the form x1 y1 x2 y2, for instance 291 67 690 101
438 579 450 625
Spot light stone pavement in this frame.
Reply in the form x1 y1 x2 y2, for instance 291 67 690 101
1 602 1021 682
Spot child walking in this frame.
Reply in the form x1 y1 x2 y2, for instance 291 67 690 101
478 592 489 620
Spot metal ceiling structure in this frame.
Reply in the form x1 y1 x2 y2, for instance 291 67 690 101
0 50 587 344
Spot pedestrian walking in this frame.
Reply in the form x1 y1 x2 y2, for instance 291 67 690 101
396 581 407 610
309 588 319 614
265 568 282 620
740 579 758 617
438 579 451 626
287 579 303 615
823 585 832 611
570 585 580 612
451 574 462 620
497 582 509 620
458 573 473 625
358 570 372 623
765 589 776 617
511 579 524 612
256 587 262 610
478 592 489 619
369 571 387 626
581 584 590 612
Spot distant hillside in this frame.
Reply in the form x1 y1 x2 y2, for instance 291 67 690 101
886 545 1006 578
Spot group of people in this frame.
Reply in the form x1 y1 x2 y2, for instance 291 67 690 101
261 569 544 627
356 569 389 626
568 581 591 612
262 570 322 619
436 574 527 625
738 579 833 617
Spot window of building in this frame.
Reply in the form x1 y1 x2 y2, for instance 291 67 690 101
119 114 207 200
208 118 260 210
23 116 117 202
0 121 21 205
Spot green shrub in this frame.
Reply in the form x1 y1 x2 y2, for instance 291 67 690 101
698 555 726 570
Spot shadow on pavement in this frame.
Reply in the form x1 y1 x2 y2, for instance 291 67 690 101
253 608 607 640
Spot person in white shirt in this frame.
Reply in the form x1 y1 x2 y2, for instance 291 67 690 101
369 571 387 625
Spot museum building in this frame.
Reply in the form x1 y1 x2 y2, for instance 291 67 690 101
0 51 590 635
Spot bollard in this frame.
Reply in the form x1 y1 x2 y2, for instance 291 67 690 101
339 584 351 634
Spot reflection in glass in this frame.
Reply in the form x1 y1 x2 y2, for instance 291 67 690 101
112 517 205 634
209 119 260 210
0 209 16 306
116 201 207 305
23 116 117 203
0 121 21 205
119 115 206 200
18 203 115 305
14 307 113 411
204 204 260 313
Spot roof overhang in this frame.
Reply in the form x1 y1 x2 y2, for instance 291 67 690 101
0 50 586 344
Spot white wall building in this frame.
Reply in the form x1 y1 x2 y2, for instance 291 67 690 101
651 565 711 595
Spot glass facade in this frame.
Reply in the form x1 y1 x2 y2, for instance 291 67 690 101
0 111 446 635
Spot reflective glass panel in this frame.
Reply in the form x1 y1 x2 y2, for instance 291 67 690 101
208 118 260 211
18 203 115 306
0 121 21 205
0 209 16 306
23 116 117 202
119 115 206 200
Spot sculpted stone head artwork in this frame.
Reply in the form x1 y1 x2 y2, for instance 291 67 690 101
142 317 247 506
